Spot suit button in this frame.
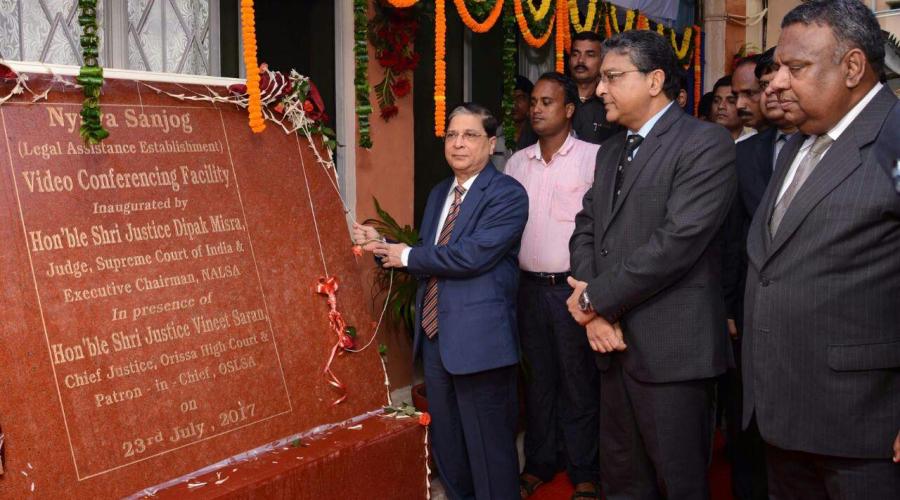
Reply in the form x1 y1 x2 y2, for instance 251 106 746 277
760 276 770 287
600 248 609 257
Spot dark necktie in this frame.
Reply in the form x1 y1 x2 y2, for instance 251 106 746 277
613 134 644 204
421 185 466 338
773 133 789 169
769 134 834 236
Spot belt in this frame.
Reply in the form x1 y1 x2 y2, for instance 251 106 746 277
521 271 570 286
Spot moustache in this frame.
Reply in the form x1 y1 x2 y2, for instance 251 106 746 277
737 110 753 118
574 65 588 71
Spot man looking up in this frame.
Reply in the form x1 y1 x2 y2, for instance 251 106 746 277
569 30 621 144
506 72 600 499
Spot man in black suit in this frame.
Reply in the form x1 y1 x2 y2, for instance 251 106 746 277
743 1 900 497
731 54 767 135
567 30 736 499
724 46 801 337
721 46 800 500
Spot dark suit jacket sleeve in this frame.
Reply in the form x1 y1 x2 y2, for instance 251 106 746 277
587 127 737 323
569 162 598 281
406 179 528 278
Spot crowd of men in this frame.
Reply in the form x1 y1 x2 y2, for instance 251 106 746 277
354 0 899 498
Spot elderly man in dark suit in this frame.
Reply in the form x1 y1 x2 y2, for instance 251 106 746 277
567 30 736 499
354 103 528 500
720 46 801 500
742 1 900 497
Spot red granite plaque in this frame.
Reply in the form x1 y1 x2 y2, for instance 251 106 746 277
0 73 391 498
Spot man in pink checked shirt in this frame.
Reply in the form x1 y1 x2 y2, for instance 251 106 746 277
505 72 601 500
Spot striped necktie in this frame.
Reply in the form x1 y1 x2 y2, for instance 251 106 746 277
613 134 644 204
421 185 467 338
769 134 833 236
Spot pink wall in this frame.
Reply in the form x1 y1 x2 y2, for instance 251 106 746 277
354 1 417 388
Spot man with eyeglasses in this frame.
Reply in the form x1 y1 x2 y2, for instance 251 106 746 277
741 1 900 497
720 45 803 500
505 72 600 499
566 30 736 499
353 103 528 500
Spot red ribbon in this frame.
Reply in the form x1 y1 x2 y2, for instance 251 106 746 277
316 276 353 405
0 63 16 81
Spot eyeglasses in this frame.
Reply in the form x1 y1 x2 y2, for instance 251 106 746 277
600 69 643 84
445 131 487 143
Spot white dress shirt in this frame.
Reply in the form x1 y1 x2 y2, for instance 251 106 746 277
776 83 883 202
401 173 480 266
736 127 757 143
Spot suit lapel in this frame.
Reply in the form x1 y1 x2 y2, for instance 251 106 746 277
598 135 625 235
763 86 896 263
766 140 861 256
608 105 682 223
448 163 496 244
748 133 803 266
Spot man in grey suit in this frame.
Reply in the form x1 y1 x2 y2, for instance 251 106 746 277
567 30 736 499
742 1 900 497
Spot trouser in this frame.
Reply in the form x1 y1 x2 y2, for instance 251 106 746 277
517 276 600 486
422 335 519 500
766 443 900 500
600 355 715 500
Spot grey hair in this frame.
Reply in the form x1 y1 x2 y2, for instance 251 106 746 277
782 0 884 76
446 103 499 137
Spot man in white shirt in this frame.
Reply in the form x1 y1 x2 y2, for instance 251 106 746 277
354 104 529 500
741 1 900 497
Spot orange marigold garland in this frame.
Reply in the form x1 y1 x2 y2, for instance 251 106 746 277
603 5 612 38
454 0 504 33
555 0 566 72
515 0 554 48
435 0 447 136
385 0 420 6
240 0 265 133
637 13 649 30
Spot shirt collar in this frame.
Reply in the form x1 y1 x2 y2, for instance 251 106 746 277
629 101 674 138
824 83 882 142
775 129 794 142
526 133 577 161
451 172 479 194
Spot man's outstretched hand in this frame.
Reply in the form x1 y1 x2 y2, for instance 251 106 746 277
352 222 382 252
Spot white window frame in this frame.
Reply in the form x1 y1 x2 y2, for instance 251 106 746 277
334 0 356 219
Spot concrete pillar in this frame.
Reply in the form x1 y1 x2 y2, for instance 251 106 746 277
704 0 727 91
